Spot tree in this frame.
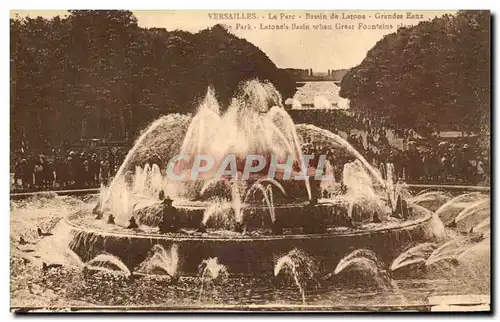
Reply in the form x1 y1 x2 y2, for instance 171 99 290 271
10 11 295 148
340 11 490 137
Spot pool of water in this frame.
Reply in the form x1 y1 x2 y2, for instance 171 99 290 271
10 193 490 311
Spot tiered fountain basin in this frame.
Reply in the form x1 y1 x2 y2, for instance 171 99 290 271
132 199 349 228
66 201 444 276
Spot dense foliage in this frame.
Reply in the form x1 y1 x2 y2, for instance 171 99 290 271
10 10 295 149
340 11 490 137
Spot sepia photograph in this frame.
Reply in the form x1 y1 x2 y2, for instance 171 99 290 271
9 9 491 312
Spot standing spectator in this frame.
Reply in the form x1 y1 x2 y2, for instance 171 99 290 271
14 159 26 189
100 156 110 184
83 159 90 187
90 153 100 186
366 130 374 150
76 153 86 188
440 151 453 182
476 154 486 184
33 156 45 187
55 156 68 188
405 142 423 182
108 149 116 176
44 160 55 188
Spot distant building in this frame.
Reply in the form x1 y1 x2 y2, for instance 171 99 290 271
279 68 350 82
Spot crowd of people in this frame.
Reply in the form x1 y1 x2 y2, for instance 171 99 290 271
11 148 127 192
343 115 490 185
11 113 490 193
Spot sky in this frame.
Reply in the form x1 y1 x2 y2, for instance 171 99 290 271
10 10 457 71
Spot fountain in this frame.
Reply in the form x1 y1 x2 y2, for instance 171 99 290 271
62 80 449 277
10 79 491 310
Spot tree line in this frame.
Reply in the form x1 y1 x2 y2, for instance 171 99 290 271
10 10 296 150
339 10 490 138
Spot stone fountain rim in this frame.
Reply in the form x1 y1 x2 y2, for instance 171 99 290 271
64 207 434 242
170 199 312 209
165 199 352 209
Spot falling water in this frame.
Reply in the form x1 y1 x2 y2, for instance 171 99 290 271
9 77 492 307
332 249 393 290
99 80 396 227
390 242 438 271
200 179 247 225
296 124 386 187
343 160 388 222
200 178 232 196
275 256 305 304
231 181 244 224
410 191 451 206
243 183 273 222
265 185 275 223
379 163 387 180
180 87 222 158
11 194 89 242
453 198 490 231
151 164 164 195
332 249 409 306
202 177 287 226
433 192 486 223
132 165 147 194
135 244 179 277
425 235 483 267
385 163 398 211
274 248 317 305
26 219 86 269
85 253 131 277
411 204 447 240
198 257 228 300
201 202 234 228
103 114 191 212
456 236 491 263
334 249 384 274
343 160 375 195
470 217 490 235
267 106 312 200
179 81 302 171
251 178 287 198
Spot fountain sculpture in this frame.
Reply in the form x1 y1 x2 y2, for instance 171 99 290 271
66 80 447 276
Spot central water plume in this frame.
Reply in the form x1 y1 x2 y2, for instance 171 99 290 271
179 81 306 178
96 79 413 230
99 80 314 225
